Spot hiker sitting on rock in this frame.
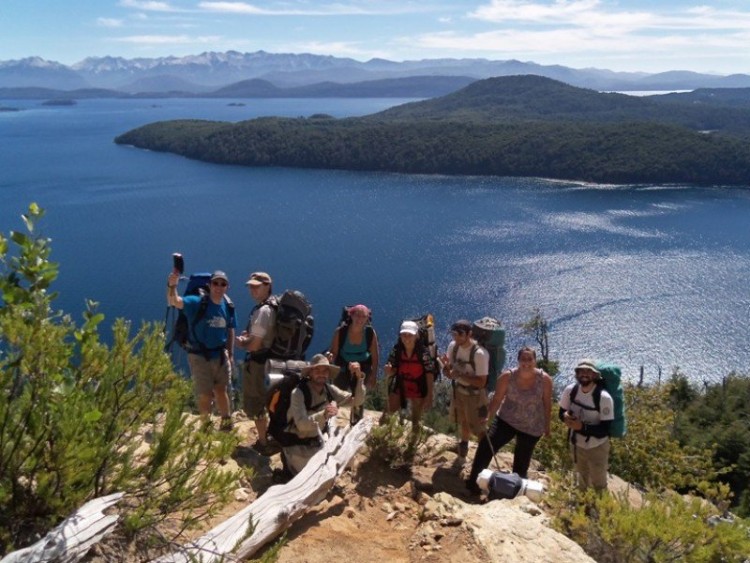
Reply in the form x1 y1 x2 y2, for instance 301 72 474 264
441 319 490 459
383 321 435 426
466 347 552 495
559 359 614 491
283 354 365 475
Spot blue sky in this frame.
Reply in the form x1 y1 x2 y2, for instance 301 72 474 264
2 0 750 74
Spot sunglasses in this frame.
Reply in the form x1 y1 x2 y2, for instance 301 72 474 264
211 280 228 287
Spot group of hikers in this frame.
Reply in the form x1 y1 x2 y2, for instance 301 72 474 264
166 268 615 494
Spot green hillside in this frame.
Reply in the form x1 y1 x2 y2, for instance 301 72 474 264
115 75 750 185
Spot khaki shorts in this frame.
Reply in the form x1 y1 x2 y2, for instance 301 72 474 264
242 360 267 419
450 386 489 437
187 353 230 398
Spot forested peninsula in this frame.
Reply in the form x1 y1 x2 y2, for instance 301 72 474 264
115 75 750 185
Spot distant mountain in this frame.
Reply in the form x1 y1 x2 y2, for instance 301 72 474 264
2 50 749 93
207 75 477 98
373 75 750 134
0 57 87 89
0 86 123 99
655 87 750 108
115 75 750 186
117 74 211 94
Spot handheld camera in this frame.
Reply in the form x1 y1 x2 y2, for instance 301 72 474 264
172 253 184 275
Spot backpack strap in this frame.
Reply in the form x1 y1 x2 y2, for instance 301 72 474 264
451 342 478 372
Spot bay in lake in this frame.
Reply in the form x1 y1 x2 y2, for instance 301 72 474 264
1 97 749 386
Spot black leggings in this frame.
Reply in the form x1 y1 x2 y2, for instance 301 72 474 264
468 417 541 481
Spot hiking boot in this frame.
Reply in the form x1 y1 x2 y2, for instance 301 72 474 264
465 478 482 496
219 416 233 432
252 440 279 456
458 440 469 458
271 467 294 484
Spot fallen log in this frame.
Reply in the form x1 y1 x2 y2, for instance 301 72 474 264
154 416 373 562
1 493 124 563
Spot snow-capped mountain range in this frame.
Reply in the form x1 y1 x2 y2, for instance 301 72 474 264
2 50 749 94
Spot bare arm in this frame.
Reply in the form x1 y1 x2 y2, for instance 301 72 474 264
328 327 341 359
487 370 511 418
367 330 380 389
166 272 184 309
542 371 552 436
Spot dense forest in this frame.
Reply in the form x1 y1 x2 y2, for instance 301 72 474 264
115 75 750 185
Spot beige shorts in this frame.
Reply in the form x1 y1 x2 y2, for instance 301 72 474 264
242 360 267 419
450 386 489 437
187 353 230 398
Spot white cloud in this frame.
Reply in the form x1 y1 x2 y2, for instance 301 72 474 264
113 34 222 45
97 18 124 28
118 0 179 12
197 1 431 16
470 0 606 24
285 40 387 58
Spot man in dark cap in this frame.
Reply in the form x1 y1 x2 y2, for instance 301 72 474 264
167 270 235 425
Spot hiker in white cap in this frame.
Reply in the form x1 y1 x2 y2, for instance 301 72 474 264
383 320 436 426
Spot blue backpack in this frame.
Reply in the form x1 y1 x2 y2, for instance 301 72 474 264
569 362 627 438
167 272 234 355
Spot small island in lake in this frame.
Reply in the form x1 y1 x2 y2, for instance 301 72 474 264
42 98 77 106
227 102 246 107
115 75 750 186
0 106 21 112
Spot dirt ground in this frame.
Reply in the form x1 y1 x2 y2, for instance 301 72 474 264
218 414 514 563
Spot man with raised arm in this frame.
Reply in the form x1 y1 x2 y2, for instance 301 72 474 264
166 270 235 428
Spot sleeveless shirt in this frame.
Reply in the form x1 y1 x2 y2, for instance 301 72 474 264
497 369 546 437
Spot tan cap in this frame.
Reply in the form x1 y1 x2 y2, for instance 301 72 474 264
245 272 272 286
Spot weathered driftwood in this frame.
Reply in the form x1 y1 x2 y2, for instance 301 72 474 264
1 493 124 563
155 416 373 563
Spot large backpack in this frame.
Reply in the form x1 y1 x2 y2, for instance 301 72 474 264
405 314 443 380
333 305 375 366
266 290 314 361
167 272 234 354
569 362 627 438
266 360 333 447
471 317 506 391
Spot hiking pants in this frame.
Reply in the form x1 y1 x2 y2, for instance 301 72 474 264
572 440 610 491
469 417 541 482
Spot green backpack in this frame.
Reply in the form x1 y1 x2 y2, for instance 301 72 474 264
569 362 627 438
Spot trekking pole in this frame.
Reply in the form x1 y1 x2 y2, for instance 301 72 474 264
484 419 502 471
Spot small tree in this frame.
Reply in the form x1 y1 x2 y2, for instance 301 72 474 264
0 205 240 556
520 308 559 376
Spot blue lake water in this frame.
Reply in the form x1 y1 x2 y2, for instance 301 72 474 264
1 98 749 386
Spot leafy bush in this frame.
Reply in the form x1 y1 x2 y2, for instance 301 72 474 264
549 483 750 562
0 205 240 555
671 372 750 516
366 414 434 470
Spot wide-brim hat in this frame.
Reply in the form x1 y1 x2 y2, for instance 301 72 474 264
301 353 340 377
574 359 601 376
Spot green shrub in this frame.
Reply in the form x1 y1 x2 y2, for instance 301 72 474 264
671 373 750 516
366 414 434 470
550 483 750 562
0 205 240 555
